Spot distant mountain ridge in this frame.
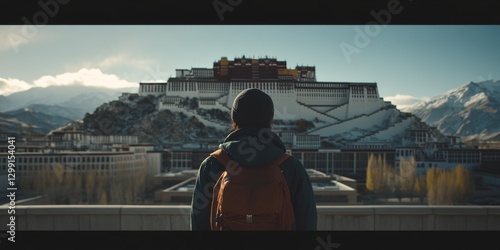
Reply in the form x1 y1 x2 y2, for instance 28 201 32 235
0 85 138 135
0 112 29 135
402 80 500 141
0 85 137 113
4 107 73 135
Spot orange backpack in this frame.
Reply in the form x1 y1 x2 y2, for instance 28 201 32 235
209 149 295 231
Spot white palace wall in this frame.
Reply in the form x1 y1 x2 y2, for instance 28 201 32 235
140 80 388 124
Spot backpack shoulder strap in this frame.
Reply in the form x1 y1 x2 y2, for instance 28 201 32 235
274 153 291 168
209 149 229 231
210 149 231 168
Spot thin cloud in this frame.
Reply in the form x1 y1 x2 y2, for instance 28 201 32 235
0 78 33 96
384 94 430 110
98 55 128 68
33 68 138 89
81 54 155 71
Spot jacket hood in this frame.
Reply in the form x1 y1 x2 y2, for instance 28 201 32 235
219 127 287 167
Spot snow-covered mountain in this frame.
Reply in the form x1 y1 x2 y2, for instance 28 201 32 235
0 85 138 135
402 80 500 141
0 85 138 114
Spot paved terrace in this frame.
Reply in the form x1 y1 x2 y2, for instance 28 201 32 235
1 205 500 231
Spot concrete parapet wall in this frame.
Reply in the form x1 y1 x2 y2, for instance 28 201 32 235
1 205 499 231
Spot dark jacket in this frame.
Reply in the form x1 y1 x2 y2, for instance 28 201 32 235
190 127 317 230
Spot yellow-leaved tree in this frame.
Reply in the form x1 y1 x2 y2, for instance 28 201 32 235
426 166 474 205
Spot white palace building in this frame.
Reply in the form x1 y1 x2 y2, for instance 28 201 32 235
139 56 385 130
136 56 500 177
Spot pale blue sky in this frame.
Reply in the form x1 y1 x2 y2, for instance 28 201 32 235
1 25 499 108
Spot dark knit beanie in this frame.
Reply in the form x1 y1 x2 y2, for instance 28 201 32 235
231 88 274 128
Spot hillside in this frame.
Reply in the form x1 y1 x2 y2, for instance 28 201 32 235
73 94 229 148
